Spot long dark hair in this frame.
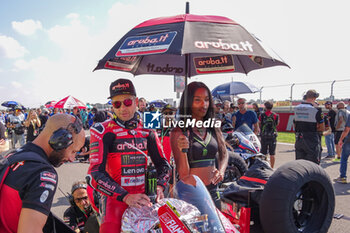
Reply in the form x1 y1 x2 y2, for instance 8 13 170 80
179 81 214 122
179 81 227 163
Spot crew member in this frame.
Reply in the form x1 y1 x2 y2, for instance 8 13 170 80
64 181 94 233
0 114 85 233
87 78 171 233
294 90 325 164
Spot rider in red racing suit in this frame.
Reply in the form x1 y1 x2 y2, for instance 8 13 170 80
87 113 171 232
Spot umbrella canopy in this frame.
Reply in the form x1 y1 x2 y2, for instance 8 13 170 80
45 100 57 108
94 14 289 77
54 95 86 109
149 99 167 108
1 101 22 108
212 81 260 97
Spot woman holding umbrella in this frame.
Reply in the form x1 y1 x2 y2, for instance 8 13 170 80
170 82 228 208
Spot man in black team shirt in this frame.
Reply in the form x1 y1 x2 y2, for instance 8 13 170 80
0 114 85 233
294 90 325 164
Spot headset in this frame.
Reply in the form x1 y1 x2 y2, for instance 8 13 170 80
49 116 83 151
68 182 88 206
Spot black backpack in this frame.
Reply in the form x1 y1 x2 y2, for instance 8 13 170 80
260 112 278 138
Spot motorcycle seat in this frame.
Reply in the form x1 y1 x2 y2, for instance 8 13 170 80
222 184 263 204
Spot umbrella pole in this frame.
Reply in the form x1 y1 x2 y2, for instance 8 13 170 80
181 2 190 153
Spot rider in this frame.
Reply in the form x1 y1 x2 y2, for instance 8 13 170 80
87 78 171 233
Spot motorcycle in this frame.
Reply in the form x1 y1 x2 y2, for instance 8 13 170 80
121 175 239 233
222 124 266 184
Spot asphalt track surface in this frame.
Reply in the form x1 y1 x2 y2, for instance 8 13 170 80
52 142 350 233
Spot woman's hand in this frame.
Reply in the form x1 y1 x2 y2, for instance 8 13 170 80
211 168 224 185
177 134 189 152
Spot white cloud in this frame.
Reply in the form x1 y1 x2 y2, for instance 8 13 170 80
12 19 42 36
14 56 50 71
86 15 95 21
0 35 28 58
66 13 79 20
11 81 22 88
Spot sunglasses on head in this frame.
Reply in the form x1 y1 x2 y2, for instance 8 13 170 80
112 98 134 109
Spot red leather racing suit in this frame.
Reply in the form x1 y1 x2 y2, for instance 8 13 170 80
87 116 171 233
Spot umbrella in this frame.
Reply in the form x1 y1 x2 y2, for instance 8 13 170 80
212 81 260 97
93 3 289 119
94 6 288 78
149 99 167 108
54 95 86 109
1 101 22 108
45 100 57 108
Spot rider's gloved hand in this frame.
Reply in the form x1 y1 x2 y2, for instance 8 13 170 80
123 193 152 208
155 185 164 203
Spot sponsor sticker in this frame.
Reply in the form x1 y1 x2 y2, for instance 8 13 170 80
121 165 145 176
40 171 57 184
121 154 146 165
112 139 148 153
40 182 55 191
90 149 99 153
104 56 140 71
143 110 161 129
193 55 235 74
113 128 123 133
90 141 99 148
146 63 184 74
40 190 49 203
116 32 177 56
116 132 128 137
121 175 145 187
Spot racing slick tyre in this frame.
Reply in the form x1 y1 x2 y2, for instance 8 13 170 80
223 151 248 183
259 160 335 233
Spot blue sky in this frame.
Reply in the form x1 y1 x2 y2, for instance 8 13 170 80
1 0 350 108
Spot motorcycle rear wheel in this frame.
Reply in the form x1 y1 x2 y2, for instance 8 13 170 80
259 160 335 233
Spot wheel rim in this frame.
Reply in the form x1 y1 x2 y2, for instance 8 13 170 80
292 181 326 232
223 165 241 183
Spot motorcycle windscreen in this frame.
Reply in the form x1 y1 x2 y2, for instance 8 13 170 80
173 175 225 233
235 123 261 152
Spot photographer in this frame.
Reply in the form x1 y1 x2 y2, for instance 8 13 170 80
7 106 25 148
63 181 95 233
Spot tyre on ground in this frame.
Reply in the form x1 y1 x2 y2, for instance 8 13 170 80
259 159 335 233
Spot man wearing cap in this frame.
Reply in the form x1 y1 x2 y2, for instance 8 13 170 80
87 78 171 233
324 101 336 158
294 90 325 164
213 99 223 121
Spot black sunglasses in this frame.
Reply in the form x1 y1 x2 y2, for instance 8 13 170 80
74 196 88 202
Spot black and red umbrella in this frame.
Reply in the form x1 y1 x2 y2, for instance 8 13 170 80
94 7 288 78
